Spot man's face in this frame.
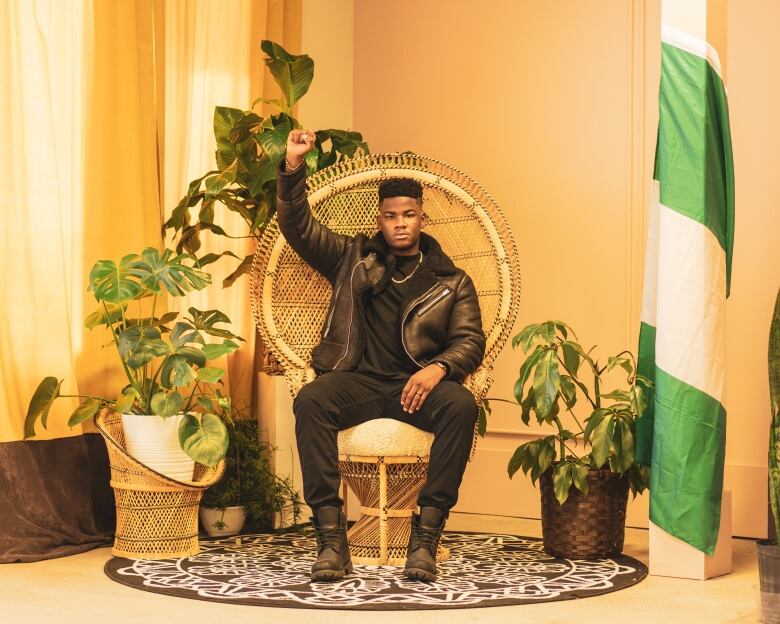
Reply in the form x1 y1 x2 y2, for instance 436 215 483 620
376 196 425 255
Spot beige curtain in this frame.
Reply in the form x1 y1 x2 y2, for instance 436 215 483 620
163 0 302 417
0 0 302 442
0 0 162 442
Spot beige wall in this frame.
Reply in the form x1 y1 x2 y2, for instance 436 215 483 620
353 0 660 528
290 0 780 538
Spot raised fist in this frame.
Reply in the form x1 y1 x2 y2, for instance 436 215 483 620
286 129 316 167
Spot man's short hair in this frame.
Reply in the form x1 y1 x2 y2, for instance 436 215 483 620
378 178 423 204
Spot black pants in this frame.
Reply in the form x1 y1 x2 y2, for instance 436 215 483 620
293 371 478 516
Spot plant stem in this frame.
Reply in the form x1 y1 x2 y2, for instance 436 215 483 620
103 301 139 392
557 354 598 410
182 381 202 414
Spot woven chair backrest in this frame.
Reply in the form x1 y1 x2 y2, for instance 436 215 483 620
250 152 520 397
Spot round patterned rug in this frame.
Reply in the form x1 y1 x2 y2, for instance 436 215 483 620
104 531 647 610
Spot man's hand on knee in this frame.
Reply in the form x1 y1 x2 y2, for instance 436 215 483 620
401 365 447 413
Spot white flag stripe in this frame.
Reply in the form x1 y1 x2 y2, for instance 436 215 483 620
653 201 727 402
640 181 661 327
661 25 724 81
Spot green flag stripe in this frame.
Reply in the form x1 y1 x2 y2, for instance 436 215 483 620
655 41 735 294
647 365 727 555
635 321 656 466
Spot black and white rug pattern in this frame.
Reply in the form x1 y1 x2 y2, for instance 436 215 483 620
104 531 647 610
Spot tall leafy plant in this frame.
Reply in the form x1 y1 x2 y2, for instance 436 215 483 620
768 288 780 536
163 39 370 287
481 321 653 504
24 247 244 468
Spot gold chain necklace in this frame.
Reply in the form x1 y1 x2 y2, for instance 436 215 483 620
391 251 423 284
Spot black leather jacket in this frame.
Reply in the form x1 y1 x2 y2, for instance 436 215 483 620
275 159 486 383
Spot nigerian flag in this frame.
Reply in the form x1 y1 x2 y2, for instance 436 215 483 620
635 25 735 555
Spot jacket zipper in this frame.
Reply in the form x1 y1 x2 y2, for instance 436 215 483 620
416 287 451 316
323 282 342 337
400 284 445 367
333 257 366 369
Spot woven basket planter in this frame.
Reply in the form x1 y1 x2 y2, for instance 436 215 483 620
539 465 629 559
95 410 225 560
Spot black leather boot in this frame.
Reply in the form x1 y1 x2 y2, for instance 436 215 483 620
403 506 447 581
309 506 353 582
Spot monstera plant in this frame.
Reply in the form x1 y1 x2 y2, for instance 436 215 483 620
24 247 244 471
163 39 370 287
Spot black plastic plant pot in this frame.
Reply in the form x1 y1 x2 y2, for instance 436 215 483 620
758 540 780 623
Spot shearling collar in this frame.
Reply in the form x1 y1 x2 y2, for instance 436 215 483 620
362 231 456 309
362 231 456 276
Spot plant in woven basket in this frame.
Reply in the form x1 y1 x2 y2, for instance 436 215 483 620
758 287 780 620
24 247 244 468
162 39 370 288
482 320 653 505
201 404 302 533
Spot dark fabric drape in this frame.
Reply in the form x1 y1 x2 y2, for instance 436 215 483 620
0 433 115 563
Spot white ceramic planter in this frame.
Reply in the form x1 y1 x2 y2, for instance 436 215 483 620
200 505 247 537
120 413 195 482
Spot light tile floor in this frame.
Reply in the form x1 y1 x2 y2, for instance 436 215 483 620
0 513 763 624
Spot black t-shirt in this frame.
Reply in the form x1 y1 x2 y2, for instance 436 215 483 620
356 253 422 380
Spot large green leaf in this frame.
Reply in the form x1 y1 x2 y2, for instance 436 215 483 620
161 355 197 388
590 414 615 468
202 339 240 361
84 302 126 329
511 323 540 352
137 248 211 296
114 387 140 414
552 462 574 505
532 349 560 419
204 159 238 199
170 321 205 349
223 254 255 288
477 399 490 437
88 254 147 303
24 377 62 438
150 391 183 418
260 40 314 107
320 129 367 159
196 367 225 384
214 106 246 146
67 398 101 427
185 308 244 341
561 340 581 374
178 412 229 468
514 347 543 403
257 113 293 162
241 156 278 200
572 462 590 495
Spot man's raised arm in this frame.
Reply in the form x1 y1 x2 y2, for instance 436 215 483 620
276 130 347 278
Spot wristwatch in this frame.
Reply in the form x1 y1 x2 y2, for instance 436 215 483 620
432 360 449 376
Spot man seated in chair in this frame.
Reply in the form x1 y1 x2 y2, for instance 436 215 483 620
277 130 486 582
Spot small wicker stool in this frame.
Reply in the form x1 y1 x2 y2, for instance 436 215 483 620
337 418 449 566
95 411 225 560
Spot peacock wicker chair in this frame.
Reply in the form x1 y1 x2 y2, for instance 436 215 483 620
250 152 520 566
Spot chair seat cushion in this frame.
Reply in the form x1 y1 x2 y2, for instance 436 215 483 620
337 418 434 457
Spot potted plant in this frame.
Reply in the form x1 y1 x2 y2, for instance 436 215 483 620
162 39 370 289
200 404 303 537
482 320 652 559
758 287 780 623
24 247 244 478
